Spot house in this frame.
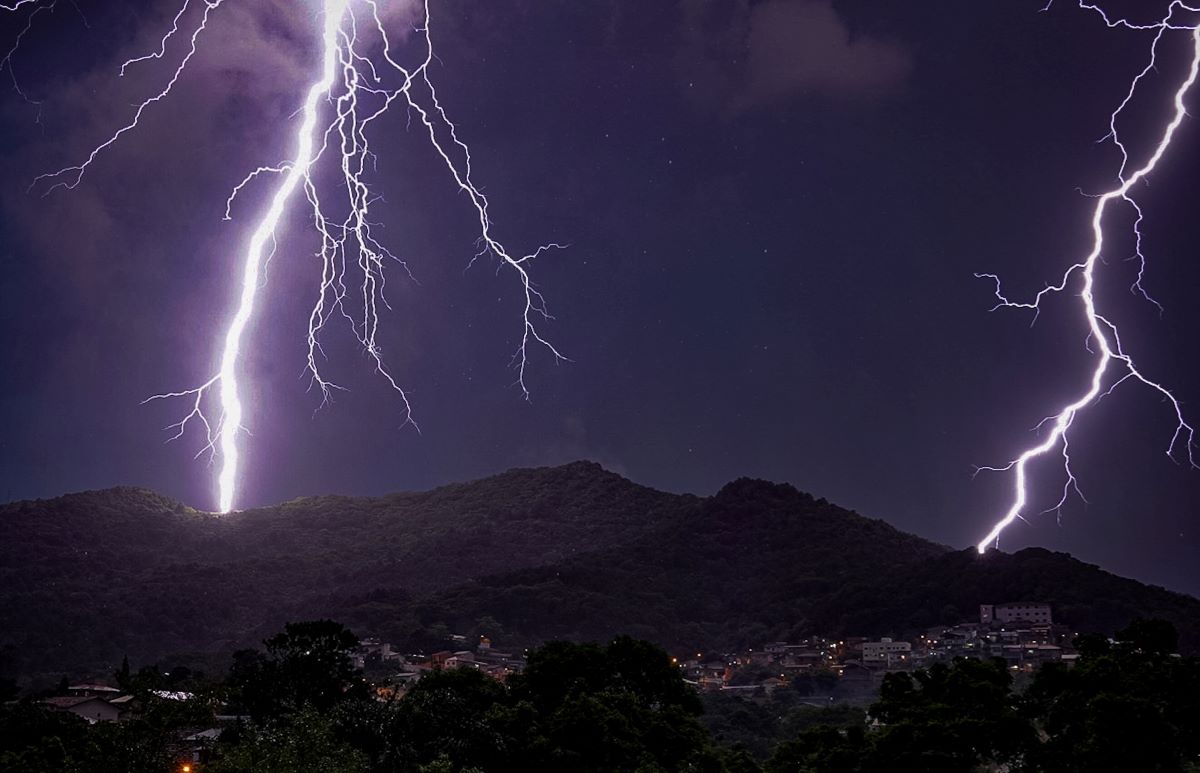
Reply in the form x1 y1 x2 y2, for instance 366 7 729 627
182 728 222 766
428 651 455 669
779 646 826 669
1015 644 1063 670
699 659 731 688
42 695 123 723
353 638 398 668
443 651 476 670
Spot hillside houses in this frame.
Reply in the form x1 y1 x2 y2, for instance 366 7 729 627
671 601 1077 703
352 634 528 699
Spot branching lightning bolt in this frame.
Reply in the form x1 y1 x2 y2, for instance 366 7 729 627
33 0 566 512
974 1 1200 552
2 0 87 112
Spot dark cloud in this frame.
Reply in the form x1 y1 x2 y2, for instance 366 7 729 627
678 0 912 113
739 0 912 105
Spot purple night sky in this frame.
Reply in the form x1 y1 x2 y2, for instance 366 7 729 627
2 0 1199 594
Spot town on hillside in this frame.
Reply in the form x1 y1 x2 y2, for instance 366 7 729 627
675 601 1072 705
38 600 1072 727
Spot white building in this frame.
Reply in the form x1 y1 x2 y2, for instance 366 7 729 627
862 637 911 666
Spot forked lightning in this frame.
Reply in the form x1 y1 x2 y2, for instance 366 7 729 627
26 0 565 512
974 1 1200 551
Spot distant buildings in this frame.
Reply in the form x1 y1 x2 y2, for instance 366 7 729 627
912 602 1071 672
26 599 1084 742
671 601 1074 704
357 634 528 694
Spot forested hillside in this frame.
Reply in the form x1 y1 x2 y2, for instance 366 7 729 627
3 462 1198 680
411 478 1200 653
0 463 689 677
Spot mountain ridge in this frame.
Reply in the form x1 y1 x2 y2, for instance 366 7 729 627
408 476 1200 653
2 462 1197 681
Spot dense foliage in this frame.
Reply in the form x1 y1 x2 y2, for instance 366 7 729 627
4 620 1199 772
700 692 862 760
1019 619 1200 772
3 463 1199 683
0 683 217 772
765 621 1200 772
1 623 741 772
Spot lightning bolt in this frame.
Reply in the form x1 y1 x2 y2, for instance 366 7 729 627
1 2 47 106
974 1 1200 552
34 0 566 512
2 0 86 111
